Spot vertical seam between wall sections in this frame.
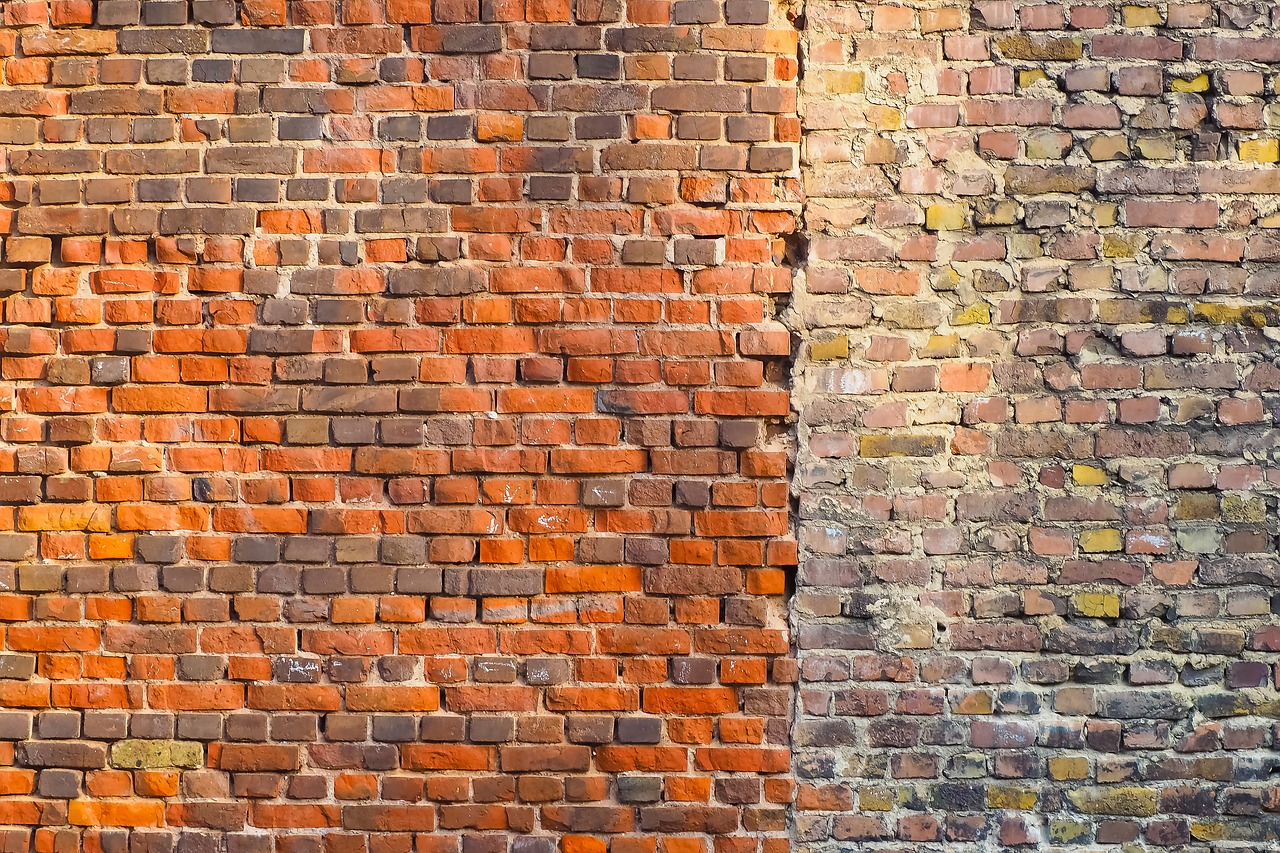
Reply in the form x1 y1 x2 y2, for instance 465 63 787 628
789 1 1280 851
783 0 808 848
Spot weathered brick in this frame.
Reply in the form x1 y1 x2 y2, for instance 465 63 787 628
18 742 107 770
0 91 67 117
110 741 204 769
210 29 305 54
16 207 110 235
21 30 117 56
795 3 1279 848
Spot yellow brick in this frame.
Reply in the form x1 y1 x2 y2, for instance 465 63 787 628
1049 757 1090 781
1170 74 1209 93
1091 203 1119 227
1223 495 1266 523
952 303 991 326
925 203 966 231
1079 530 1122 554
824 70 865 94
1018 69 1050 88
1102 235 1136 258
932 266 961 291
1193 303 1269 327
809 336 849 361
1074 592 1120 618
1009 233 1042 259
1068 786 1158 817
1123 4 1163 25
1135 137 1177 160
859 435 945 458
1192 303 1244 324
1050 820 1091 843
975 200 1019 226
1191 823 1227 841
1026 132 1068 159
997 33 1082 60
988 787 1037 810
921 334 961 357
110 740 204 770
1240 138 1280 163
1072 465 1107 486
867 105 902 131
1176 493 1219 521
860 787 893 811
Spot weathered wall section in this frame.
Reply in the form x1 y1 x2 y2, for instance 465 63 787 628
795 1 1280 850
0 1 799 849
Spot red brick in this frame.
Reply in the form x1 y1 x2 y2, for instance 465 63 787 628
0 4 795 847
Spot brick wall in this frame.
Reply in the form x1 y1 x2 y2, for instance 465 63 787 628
795 1 1280 850
0 0 799 849
9 0 1280 850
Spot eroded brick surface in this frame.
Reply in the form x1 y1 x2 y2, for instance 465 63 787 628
0 1 798 848
794 1 1280 850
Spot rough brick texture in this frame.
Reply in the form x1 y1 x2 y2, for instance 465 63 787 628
0 0 799 849
11 0 1280 850
796 1 1280 851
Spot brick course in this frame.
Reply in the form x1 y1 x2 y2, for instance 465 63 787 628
0 1 798 849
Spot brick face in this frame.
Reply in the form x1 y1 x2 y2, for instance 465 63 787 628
795 1 1280 851
0 1 798 849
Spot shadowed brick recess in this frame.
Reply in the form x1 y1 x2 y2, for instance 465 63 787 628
794 1 1280 851
0 0 799 848
6 0 1280 851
